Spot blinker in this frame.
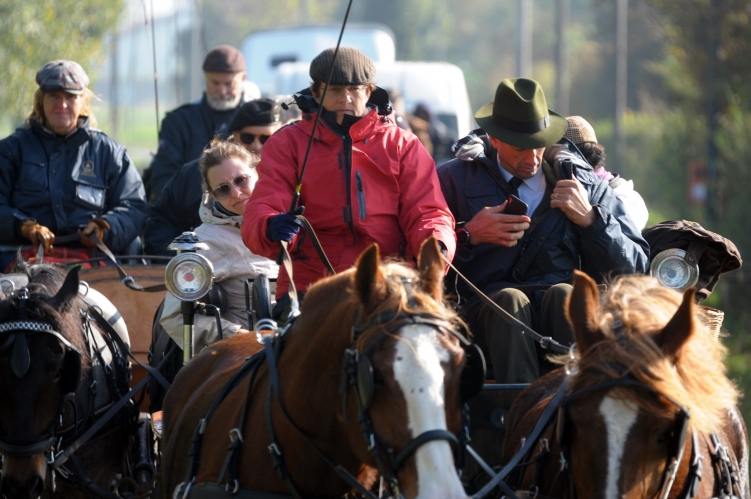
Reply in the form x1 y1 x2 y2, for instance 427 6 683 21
357 355 375 410
459 343 486 403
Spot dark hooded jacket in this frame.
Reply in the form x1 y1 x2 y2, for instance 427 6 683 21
437 131 649 302
0 118 147 258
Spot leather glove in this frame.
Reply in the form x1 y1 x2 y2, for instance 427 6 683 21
20 220 55 253
266 206 305 243
80 218 110 247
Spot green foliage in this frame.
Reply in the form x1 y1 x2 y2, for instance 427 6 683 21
0 0 125 126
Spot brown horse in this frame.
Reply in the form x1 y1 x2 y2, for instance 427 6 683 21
0 264 135 499
501 271 749 499
160 238 475 499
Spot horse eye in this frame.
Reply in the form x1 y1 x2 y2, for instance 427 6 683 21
655 427 671 445
53 370 62 381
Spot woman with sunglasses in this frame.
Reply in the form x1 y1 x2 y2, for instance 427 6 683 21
159 139 279 353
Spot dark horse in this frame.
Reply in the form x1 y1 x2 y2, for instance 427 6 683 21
502 271 749 498
160 238 477 499
0 264 135 499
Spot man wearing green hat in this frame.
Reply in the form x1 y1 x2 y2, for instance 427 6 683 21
437 78 649 384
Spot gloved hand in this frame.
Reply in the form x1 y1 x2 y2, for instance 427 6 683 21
20 220 55 253
267 206 305 243
80 218 110 247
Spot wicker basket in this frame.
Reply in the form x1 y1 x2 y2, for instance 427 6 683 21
700 306 725 340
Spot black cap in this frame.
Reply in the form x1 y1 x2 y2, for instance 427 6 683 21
229 99 283 132
202 45 246 73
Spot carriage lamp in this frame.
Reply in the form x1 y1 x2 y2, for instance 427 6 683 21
166 232 214 365
650 248 699 291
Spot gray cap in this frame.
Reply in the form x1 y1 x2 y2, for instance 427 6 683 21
36 60 90 95
309 47 375 86
202 45 246 73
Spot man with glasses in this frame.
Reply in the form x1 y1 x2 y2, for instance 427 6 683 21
243 47 456 321
145 99 282 257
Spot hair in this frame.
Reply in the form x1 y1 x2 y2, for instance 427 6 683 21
558 275 738 434
199 137 258 192
576 141 606 169
26 88 98 129
309 78 376 100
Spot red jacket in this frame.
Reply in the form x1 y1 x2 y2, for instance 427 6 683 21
242 107 456 298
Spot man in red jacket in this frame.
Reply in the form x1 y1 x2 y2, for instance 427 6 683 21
242 47 456 320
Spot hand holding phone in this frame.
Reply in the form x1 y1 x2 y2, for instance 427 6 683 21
504 194 528 216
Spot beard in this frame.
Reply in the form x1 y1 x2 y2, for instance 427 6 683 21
207 92 242 111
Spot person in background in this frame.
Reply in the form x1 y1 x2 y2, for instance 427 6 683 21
243 47 456 322
565 116 649 230
0 60 147 270
144 99 283 257
145 45 260 202
160 139 278 352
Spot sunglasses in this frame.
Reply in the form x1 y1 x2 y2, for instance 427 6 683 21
211 174 251 201
239 132 272 145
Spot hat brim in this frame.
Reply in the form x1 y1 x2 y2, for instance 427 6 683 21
41 86 85 95
475 102 568 149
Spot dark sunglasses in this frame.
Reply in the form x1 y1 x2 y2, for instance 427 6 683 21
211 174 251 200
239 132 272 145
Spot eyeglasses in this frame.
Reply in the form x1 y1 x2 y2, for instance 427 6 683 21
211 174 251 200
326 85 368 96
239 132 272 145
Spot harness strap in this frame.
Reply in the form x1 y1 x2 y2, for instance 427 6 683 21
180 481 329 499
683 431 703 499
392 429 458 470
88 234 166 292
297 216 336 276
471 376 572 499
440 254 570 354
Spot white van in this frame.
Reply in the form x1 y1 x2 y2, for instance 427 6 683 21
239 24 396 96
271 61 473 140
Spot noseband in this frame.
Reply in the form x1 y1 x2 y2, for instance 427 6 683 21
0 287 82 458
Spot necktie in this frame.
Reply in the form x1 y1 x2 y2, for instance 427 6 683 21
508 176 524 197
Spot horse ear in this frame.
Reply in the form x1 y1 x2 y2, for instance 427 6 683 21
653 287 696 360
51 265 81 312
566 270 603 353
354 244 388 310
417 237 443 302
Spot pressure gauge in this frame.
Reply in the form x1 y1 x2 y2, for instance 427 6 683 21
650 249 699 291
165 252 214 301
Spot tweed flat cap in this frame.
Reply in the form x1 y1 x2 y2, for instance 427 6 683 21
309 47 375 86
229 99 282 132
565 116 598 144
36 60 90 94
203 45 246 73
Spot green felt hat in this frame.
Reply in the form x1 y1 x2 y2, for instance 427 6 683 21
475 78 567 149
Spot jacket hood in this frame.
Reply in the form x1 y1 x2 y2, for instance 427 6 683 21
291 86 393 116
199 194 242 228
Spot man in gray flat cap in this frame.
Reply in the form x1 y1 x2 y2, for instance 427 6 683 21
145 45 261 202
242 47 456 322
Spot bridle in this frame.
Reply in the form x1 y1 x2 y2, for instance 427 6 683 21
176 274 485 499
0 287 81 460
338 275 484 497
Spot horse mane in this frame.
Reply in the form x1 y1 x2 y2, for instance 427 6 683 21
3 262 90 367
563 275 737 434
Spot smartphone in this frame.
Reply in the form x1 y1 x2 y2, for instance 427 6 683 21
560 159 574 180
504 194 529 216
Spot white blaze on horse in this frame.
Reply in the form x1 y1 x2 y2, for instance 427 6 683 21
502 270 749 499
160 238 476 499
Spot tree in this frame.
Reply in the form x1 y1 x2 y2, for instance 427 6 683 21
0 0 125 127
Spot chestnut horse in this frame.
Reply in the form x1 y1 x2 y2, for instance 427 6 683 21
501 271 749 499
160 239 479 499
0 264 135 499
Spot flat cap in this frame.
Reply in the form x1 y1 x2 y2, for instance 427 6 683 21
565 116 598 144
203 45 246 73
36 60 90 94
309 47 375 86
229 99 283 132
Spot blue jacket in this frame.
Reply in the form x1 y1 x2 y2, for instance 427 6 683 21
0 119 147 254
437 134 649 301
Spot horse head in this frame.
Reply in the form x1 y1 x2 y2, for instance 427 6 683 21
558 270 742 499
334 236 476 498
0 265 85 499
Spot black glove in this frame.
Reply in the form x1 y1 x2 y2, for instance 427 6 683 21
267 206 305 243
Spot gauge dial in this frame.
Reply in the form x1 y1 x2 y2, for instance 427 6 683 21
165 252 214 301
656 259 690 288
173 261 207 294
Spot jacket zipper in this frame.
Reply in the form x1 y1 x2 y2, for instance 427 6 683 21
342 134 356 241
355 170 367 220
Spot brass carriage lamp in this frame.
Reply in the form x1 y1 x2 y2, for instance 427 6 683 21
165 232 215 365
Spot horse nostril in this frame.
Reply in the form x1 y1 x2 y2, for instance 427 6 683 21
0 474 44 499
29 475 44 499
